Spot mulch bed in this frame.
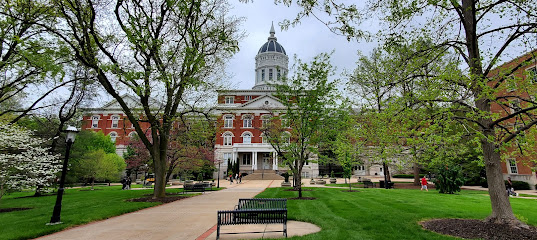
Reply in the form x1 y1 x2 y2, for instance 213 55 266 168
0 207 32 213
421 219 537 240
284 189 313 191
127 195 191 203
288 197 316 200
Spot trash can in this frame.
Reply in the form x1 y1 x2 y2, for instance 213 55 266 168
379 180 385 188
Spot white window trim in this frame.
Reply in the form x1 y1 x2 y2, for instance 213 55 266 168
222 132 234 146
242 153 252 165
109 131 118 143
225 96 234 104
91 115 101 128
110 115 120 128
242 114 253 128
526 66 537 83
223 114 234 128
507 158 518 174
241 131 253 144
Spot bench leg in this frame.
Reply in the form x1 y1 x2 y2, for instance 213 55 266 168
284 221 287 238
217 224 220 240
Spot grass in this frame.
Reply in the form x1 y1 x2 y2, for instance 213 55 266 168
0 186 212 240
256 187 537 240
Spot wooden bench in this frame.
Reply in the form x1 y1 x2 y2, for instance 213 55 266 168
217 198 287 239
183 182 211 193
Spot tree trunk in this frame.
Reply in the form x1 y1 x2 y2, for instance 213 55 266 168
153 153 167 198
482 133 524 226
413 162 420 186
91 178 95 190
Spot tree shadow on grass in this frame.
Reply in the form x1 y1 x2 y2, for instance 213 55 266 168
0 207 32 213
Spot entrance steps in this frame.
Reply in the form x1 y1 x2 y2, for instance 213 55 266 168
242 172 284 180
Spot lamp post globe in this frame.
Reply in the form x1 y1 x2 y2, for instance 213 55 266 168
48 126 79 225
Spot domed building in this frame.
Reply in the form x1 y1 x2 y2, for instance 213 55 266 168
214 23 319 179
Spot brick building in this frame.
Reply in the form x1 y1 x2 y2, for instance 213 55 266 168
488 50 537 187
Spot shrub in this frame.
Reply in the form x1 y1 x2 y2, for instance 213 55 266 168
434 164 465 194
392 174 425 178
507 180 530 190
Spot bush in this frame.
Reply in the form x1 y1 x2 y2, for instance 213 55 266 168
507 180 530 190
434 164 465 194
392 174 425 178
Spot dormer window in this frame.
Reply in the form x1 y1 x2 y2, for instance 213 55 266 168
225 96 234 104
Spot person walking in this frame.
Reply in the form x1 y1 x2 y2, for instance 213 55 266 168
126 176 131 190
506 177 513 196
421 177 428 191
229 174 233 185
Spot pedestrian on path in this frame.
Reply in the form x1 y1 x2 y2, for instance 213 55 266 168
229 174 233 185
421 177 428 191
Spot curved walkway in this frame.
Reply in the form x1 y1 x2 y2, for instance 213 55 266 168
36 180 320 240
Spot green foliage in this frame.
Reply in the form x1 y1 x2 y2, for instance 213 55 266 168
72 130 116 155
506 180 530 190
393 174 425 178
434 164 465 194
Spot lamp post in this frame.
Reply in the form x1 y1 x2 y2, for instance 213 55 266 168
217 160 221 188
49 126 79 225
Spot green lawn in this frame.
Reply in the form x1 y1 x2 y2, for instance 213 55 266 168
0 186 208 240
256 187 537 240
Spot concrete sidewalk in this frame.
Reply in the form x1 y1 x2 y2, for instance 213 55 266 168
36 180 320 240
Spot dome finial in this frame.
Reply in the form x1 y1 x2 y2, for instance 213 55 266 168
268 22 277 41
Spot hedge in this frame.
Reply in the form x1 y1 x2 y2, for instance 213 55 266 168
392 174 426 178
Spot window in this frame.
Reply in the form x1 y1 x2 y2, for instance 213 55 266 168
223 153 232 162
261 69 265 81
242 153 251 165
277 69 281 80
261 134 268 144
261 115 271 128
510 99 521 114
280 115 289 128
282 132 291 144
91 115 100 128
242 114 253 128
242 132 252 144
245 95 252 101
269 69 273 80
506 75 516 92
225 96 234 104
128 132 137 138
224 115 233 128
111 115 120 128
527 67 537 83
508 159 518 174
109 132 118 142
223 132 233 146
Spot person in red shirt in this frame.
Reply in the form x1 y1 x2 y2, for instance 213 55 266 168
421 177 428 191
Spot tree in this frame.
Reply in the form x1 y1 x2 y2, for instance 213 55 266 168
0 122 60 202
77 149 126 189
69 130 118 183
45 0 242 198
333 117 363 191
278 0 537 226
263 52 342 198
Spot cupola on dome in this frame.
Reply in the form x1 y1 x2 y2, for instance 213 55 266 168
257 23 286 55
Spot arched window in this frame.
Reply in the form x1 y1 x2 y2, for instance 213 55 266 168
242 114 253 128
91 115 100 128
261 69 265 81
282 131 291 144
128 132 137 139
223 132 233 146
109 132 118 143
261 133 269 144
261 114 271 128
111 115 120 128
224 114 234 128
242 132 252 144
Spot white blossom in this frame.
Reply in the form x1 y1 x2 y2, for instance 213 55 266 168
0 122 61 201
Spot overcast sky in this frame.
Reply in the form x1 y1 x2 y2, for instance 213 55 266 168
226 1 378 90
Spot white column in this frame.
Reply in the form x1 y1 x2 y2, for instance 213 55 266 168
272 152 278 170
232 150 237 164
252 151 257 170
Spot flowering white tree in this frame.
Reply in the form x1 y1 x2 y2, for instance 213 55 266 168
0 122 60 202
